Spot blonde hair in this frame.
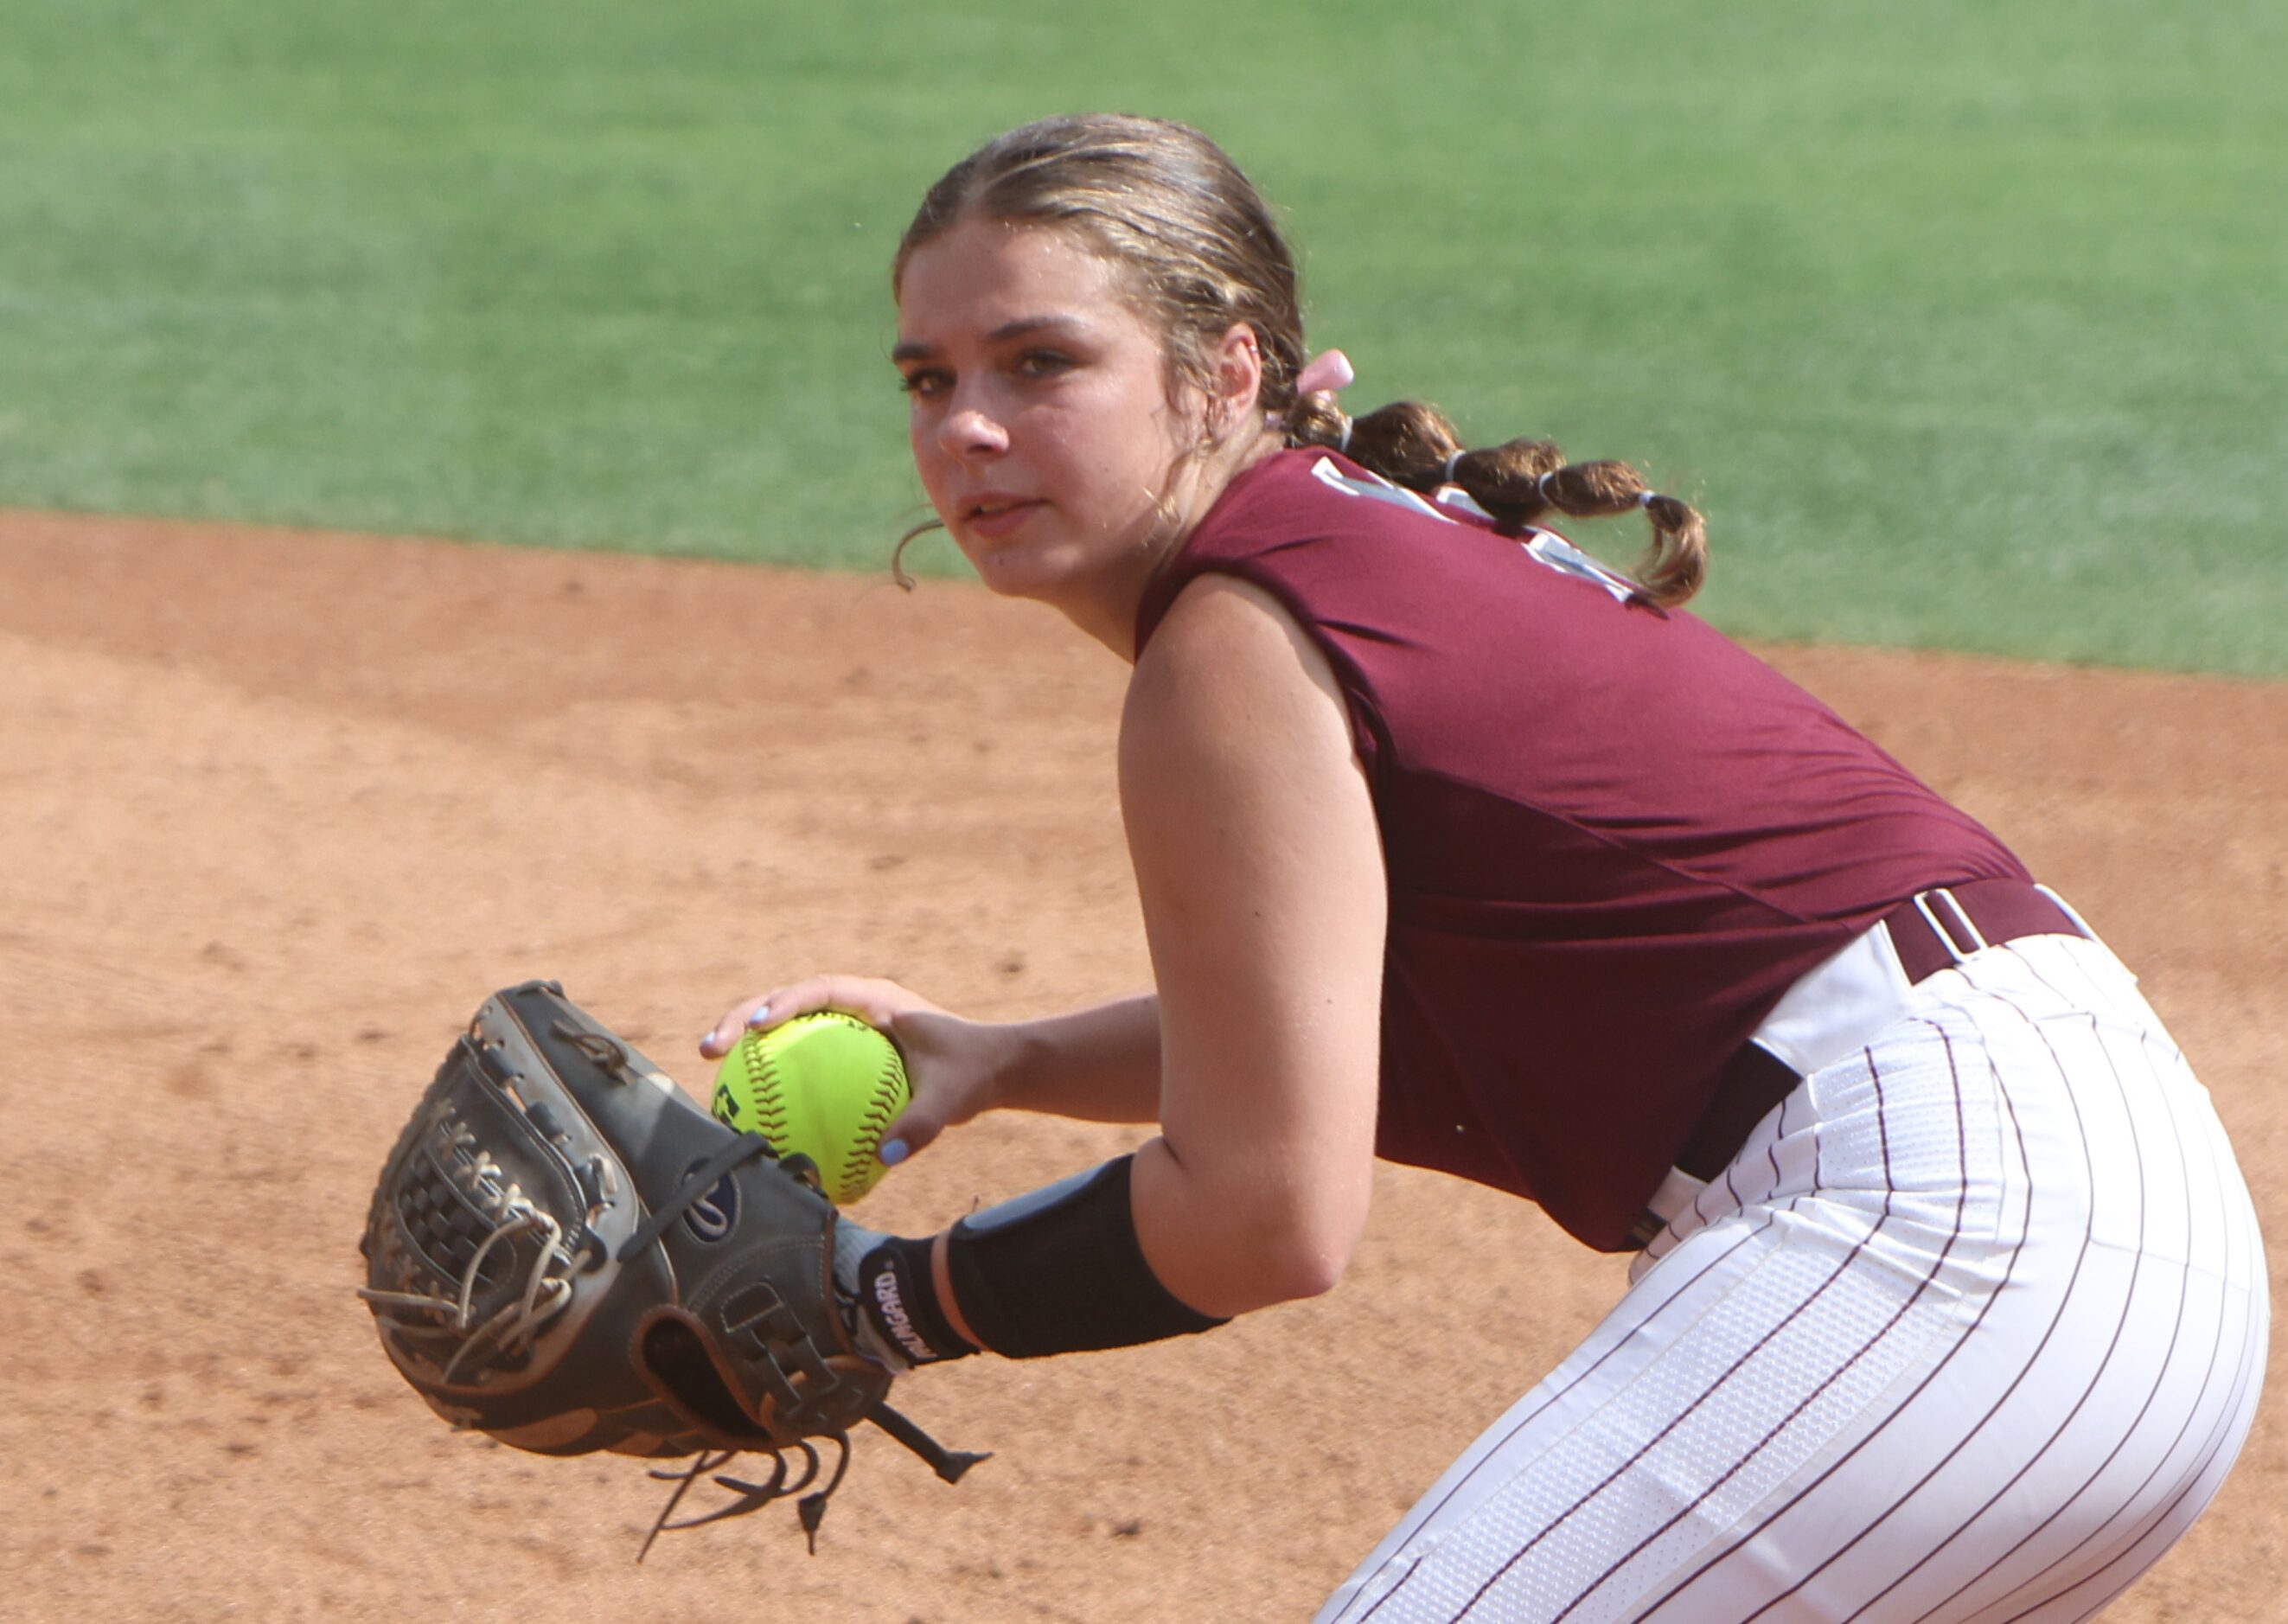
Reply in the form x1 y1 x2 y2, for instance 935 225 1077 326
896 114 1707 607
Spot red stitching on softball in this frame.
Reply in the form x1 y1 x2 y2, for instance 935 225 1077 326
840 1052 904 1203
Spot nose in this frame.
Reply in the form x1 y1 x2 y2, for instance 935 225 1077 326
936 391 1009 459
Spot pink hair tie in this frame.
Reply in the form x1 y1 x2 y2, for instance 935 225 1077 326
1269 348 1358 437
1294 348 1355 398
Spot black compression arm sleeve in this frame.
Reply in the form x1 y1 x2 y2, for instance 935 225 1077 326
943 1156 1228 1359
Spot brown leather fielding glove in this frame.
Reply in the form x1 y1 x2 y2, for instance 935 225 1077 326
359 980 984 1555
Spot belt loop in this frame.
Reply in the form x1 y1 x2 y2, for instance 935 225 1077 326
2032 883 2096 943
1933 887 1990 956
1911 887 1987 966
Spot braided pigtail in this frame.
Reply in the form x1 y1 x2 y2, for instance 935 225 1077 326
1286 396 1708 610
1283 389 1352 455
1520 462 1709 610
1284 398 1467 486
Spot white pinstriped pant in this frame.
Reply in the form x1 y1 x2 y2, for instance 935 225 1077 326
1318 932 2269 1622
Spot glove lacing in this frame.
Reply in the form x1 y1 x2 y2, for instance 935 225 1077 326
356 1127 590 1383
639 1432 854 1561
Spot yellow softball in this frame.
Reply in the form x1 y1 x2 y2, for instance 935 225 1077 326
709 1011 910 1204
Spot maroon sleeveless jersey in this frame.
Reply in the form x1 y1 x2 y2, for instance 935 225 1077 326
1134 451 2026 1249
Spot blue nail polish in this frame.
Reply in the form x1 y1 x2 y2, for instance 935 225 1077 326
878 1140 909 1167
745 1005 772 1028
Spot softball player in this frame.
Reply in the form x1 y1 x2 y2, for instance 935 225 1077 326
702 114 2267 1620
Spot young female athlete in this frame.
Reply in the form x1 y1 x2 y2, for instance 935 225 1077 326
700 115 2268 1621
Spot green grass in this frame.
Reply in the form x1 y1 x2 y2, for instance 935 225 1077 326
3 0 2283 673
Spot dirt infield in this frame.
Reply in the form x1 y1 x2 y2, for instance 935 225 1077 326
2 509 2279 1621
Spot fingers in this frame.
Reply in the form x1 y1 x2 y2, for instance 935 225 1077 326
878 1097 945 1168
696 975 926 1059
697 994 770 1059
694 977 979 1171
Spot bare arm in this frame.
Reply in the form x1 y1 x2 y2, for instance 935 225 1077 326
746 576 1386 1360
1117 575 1388 1319
700 978 1164 1160
994 993 1163 1121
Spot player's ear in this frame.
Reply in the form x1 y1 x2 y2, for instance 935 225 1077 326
1207 322 1265 437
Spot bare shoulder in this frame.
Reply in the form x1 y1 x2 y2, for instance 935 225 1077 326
1136 569 1318 663
1115 567 1382 988
1116 575 1385 1315
1121 572 1353 779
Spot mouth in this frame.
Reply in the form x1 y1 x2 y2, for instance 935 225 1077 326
960 496 1042 538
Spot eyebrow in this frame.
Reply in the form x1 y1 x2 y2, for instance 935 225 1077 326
890 316 1090 366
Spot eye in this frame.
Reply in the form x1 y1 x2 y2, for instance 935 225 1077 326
1013 348 1073 379
898 368 951 401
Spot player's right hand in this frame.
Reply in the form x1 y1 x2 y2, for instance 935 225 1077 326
700 975 1009 1166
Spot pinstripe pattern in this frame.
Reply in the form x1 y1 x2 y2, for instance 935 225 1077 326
1342 1218 1787 1623
1314 934 2267 1624
1739 1008 2100 1621
1624 1019 2041 1621
1518 1039 1969 1623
